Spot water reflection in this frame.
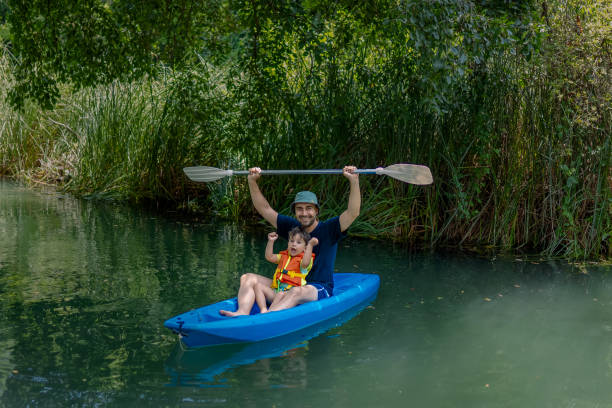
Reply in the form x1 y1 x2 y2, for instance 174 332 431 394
0 181 256 405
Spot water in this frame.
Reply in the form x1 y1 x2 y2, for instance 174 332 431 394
1 180 611 407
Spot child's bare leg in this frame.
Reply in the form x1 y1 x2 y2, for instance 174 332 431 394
254 283 268 313
254 283 277 314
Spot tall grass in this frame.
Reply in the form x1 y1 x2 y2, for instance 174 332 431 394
0 47 73 184
1 51 231 206
67 64 235 204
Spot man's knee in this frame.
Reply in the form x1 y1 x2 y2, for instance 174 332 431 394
296 285 318 302
240 273 258 286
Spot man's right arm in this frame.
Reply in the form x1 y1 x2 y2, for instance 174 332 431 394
339 165 360 232
248 167 278 228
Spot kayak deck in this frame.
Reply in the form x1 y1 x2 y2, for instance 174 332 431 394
164 273 380 348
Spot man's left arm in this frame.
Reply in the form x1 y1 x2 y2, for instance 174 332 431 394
339 165 360 232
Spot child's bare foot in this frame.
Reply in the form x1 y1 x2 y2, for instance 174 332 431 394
260 308 269 314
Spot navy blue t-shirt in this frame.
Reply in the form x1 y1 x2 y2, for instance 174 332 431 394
276 214 346 295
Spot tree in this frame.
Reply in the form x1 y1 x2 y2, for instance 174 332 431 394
6 0 220 108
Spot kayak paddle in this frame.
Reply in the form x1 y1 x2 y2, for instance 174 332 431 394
183 163 433 185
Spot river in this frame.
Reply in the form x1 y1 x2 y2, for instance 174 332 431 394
1 180 611 407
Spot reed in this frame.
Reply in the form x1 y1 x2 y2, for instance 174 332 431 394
0 47 71 183
64 64 234 204
1 52 230 205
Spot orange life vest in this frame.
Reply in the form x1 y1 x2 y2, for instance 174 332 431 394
271 250 314 291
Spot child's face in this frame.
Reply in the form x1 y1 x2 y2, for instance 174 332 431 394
287 234 307 256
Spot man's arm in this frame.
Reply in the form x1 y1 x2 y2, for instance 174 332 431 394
248 167 278 228
339 165 360 232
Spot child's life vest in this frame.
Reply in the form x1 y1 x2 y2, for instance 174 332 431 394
271 250 315 292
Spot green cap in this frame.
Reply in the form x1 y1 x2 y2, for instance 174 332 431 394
291 191 319 212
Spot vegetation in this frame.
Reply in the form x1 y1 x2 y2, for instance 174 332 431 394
0 0 610 259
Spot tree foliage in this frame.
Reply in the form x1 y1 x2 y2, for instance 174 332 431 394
5 0 541 110
5 0 221 108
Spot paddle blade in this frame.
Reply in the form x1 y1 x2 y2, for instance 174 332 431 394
183 166 232 182
380 164 433 185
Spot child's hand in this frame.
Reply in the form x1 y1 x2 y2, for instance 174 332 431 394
268 232 278 241
308 237 319 247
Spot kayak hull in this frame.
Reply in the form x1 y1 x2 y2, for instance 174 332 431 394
164 273 380 348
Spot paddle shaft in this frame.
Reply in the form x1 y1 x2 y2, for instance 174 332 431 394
232 169 380 176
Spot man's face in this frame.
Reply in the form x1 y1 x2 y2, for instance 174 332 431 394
294 203 318 228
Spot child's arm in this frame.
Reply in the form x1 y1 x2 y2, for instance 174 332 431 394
300 237 319 269
265 232 280 263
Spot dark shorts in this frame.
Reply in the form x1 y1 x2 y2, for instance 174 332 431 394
309 283 331 300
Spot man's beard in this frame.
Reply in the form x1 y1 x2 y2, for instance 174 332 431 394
299 216 316 228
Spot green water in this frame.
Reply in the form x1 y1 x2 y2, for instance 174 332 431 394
1 180 611 407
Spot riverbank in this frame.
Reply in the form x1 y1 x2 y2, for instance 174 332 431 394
2 176 610 265
1 1 610 259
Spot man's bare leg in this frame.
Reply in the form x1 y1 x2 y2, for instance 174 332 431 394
268 285 318 312
220 273 272 317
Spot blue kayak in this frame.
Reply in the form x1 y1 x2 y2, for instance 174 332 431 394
165 296 376 383
164 273 380 348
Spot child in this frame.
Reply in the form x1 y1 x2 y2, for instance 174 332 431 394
254 227 319 313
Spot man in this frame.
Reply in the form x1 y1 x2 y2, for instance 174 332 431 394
219 165 360 316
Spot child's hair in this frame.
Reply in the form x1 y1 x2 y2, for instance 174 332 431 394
288 226 311 243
